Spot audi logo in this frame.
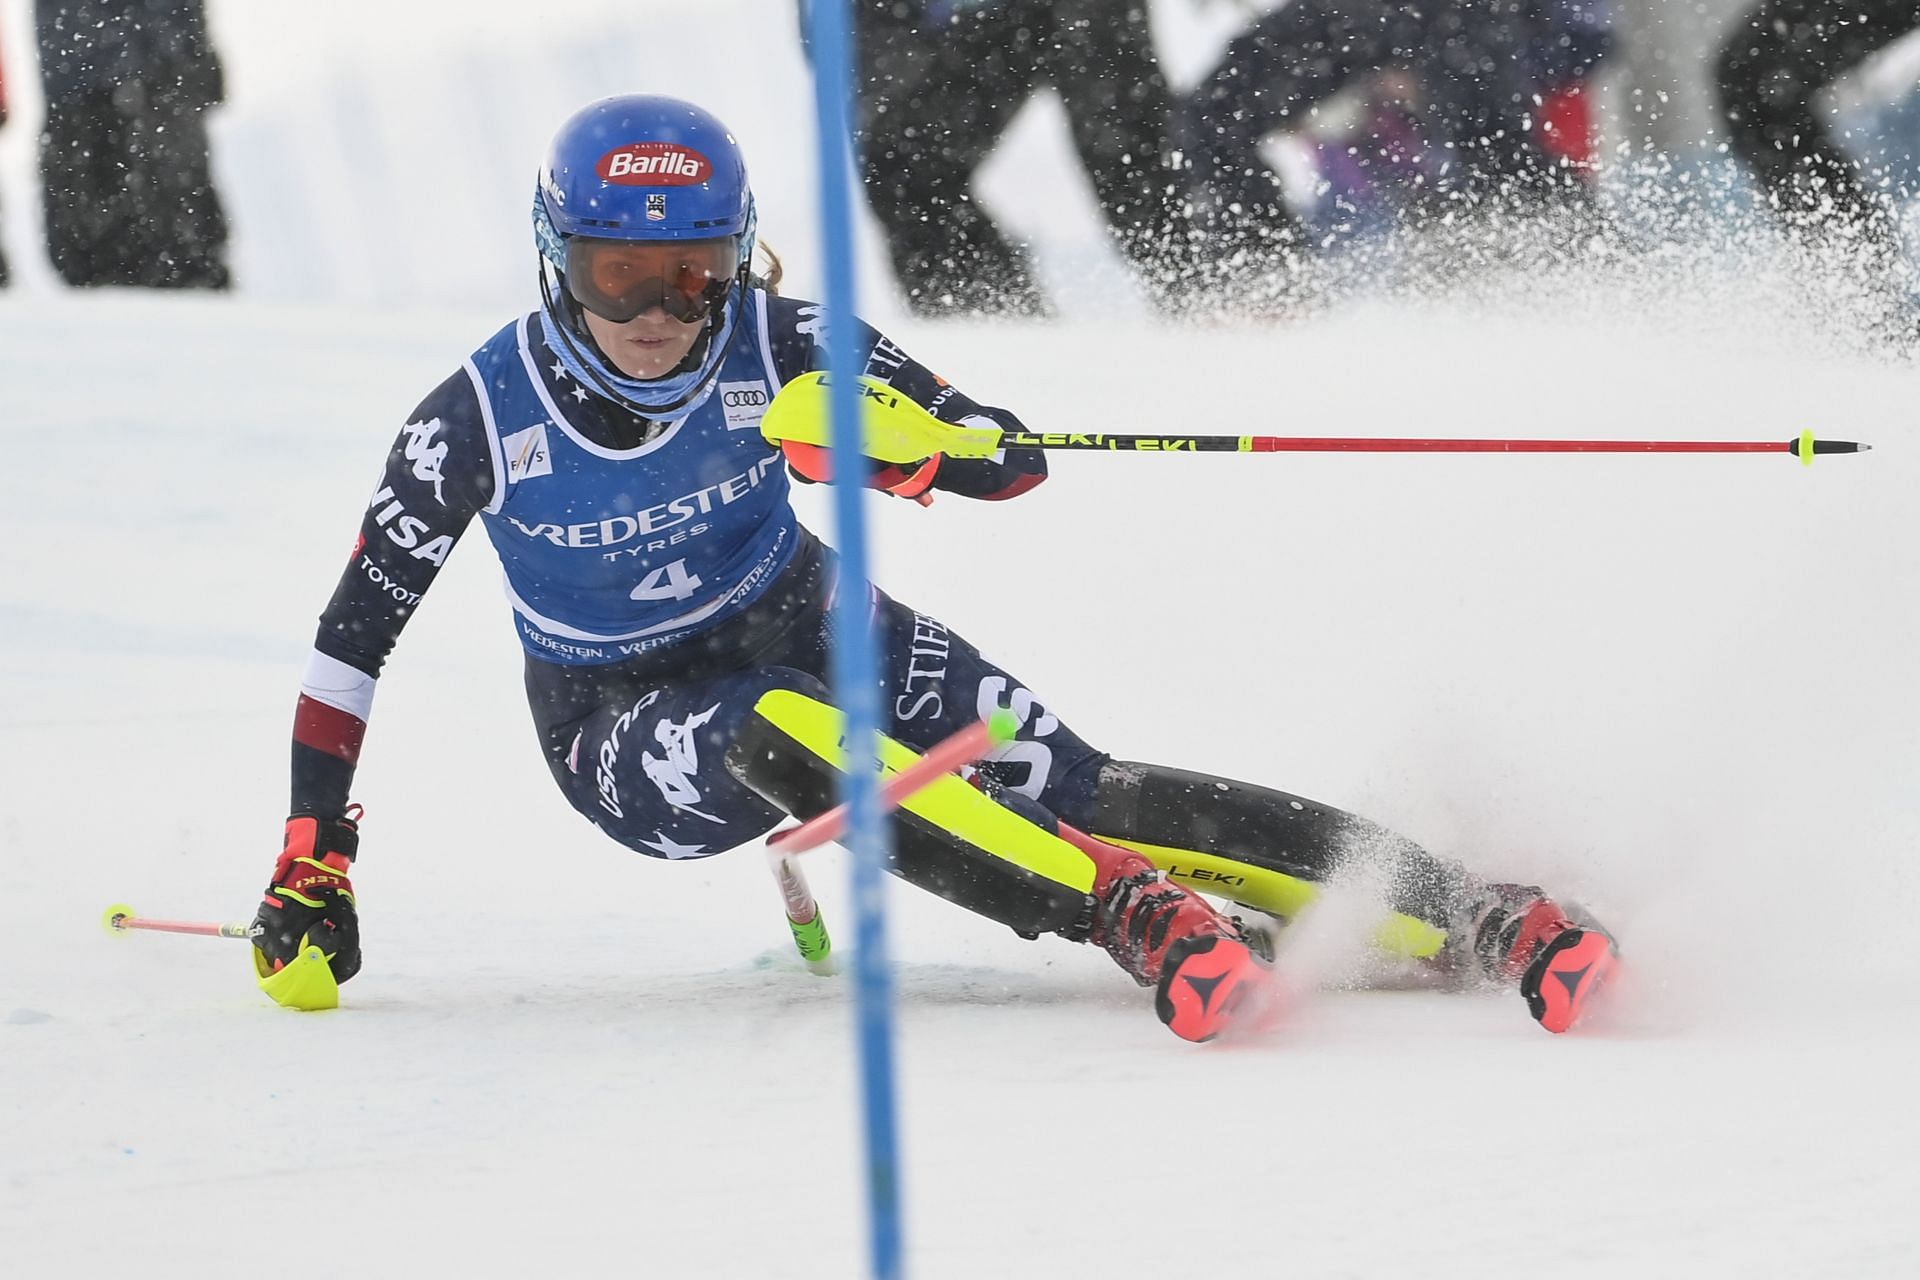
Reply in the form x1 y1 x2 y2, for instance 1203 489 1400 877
724 389 768 408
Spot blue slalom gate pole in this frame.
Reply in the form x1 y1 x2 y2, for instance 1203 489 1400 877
805 2 905 1277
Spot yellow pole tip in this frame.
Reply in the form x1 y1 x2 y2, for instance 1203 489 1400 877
102 903 136 936
986 708 1020 743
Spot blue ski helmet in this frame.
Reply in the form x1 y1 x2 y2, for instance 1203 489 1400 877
533 95 758 415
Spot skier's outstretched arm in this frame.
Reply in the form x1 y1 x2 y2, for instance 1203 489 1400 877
764 294 1048 502
256 369 496 984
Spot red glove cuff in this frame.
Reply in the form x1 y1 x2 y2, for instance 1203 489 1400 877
273 808 361 883
872 455 942 500
781 442 941 503
781 440 833 484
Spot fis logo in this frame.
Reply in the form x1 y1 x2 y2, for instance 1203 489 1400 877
501 423 553 481
719 381 771 430
598 144 713 186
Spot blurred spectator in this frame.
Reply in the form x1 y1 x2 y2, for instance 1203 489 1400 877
1716 0 1918 259
1 24 11 288
36 0 230 289
1183 1 1613 264
809 0 1191 316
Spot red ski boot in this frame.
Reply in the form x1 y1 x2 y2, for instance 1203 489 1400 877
1065 826 1272 1042
1466 884 1618 1033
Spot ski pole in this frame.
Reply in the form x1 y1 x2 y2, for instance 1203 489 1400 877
993 427 1868 463
764 709 1019 974
763 373 1870 466
103 902 340 1011
102 903 255 940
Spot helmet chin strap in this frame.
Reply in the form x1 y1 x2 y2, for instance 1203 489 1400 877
538 259 750 420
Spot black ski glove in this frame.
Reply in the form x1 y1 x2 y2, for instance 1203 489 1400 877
253 807 361 983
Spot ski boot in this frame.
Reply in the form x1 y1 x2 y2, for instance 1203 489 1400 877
1462 883 1618 1033
1068 828 1273 1042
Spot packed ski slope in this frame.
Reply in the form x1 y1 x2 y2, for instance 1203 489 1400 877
4 3 1920 1277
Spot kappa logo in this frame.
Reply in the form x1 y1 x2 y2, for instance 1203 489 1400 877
501 423 553 482
795 304 830 346
402 417 449 504
719 380 771 430
642 704 727 825
598 143 713 186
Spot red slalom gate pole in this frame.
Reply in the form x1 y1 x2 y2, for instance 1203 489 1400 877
764 711 1019 975
769 709 1020 856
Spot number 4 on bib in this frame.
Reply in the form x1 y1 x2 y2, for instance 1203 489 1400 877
630 559 703 602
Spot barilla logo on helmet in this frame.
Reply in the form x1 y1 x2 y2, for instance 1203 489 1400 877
598 143 713 186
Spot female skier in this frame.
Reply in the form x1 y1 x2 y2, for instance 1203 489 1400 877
252 95 1617 1042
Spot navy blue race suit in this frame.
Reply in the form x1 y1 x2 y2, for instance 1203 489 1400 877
291 290 1091 861
292 290 1471 938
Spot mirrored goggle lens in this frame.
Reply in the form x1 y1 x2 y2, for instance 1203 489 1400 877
565 236 739 324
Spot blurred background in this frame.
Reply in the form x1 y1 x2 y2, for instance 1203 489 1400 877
2 0 1919 331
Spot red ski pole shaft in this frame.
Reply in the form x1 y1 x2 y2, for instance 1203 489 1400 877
102 904 254 939
769 709 1020 855
1248 438 1793 453
765 374 1870 464
999 429 1868 460
128 919 253 938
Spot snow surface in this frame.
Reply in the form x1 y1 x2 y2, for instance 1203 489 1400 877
4 3 1920 1277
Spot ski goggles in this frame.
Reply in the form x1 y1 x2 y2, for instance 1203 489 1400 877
564 235 739 324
